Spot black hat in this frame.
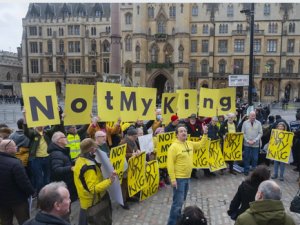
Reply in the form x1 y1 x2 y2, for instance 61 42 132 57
189 114 197 119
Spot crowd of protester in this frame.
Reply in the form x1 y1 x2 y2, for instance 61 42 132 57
0 102 299 225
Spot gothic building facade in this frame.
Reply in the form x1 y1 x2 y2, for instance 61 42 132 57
22 3 300 102
0 51 22 96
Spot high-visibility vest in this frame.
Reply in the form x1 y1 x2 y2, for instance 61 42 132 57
66 133 81 159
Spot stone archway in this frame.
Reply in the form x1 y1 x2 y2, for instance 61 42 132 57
147 70 174 102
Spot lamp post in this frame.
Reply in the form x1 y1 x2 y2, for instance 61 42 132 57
63 70 67 97
241 3 255 107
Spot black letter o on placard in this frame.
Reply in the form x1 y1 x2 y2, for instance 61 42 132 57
71 98 87 113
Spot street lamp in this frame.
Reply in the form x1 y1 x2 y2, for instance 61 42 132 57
63 70 67 97
241 3 255 107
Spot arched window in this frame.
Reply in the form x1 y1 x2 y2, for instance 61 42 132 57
125 35 132 51
59 60 65 73
164 44 173 63
91 60 97 72
17 73 22 81
192 4 198 16
47 39 52 53
169 6 176 18
91 39 97 52
48 59 53 72
266 59 275 74
264 82 274 96
157 14 166 34
219 59 226 75
59 39 64 53
172 27 175 35
135 45 141 62
201 59 209 75
6 72 11 81
178 45 184 63
286 59 294 74
125 13 132 25
227 4 234 17
125 61 132 76
148 6 154 18
150 44 159 63
191 24 197 34
102 40 110 52
264 4 271 16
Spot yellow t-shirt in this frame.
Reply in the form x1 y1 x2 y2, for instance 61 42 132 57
228 123 236 133
36 136 49 157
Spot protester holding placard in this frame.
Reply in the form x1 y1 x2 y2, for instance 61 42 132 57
73 138 117 225
271 122 290 181
119 127 141 209
87 116 122 148
95 131 110 157
167 124 208 225
219 113 238 175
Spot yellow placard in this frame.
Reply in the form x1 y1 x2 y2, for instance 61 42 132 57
267 129 294 163
140 160 160 201
120 87 139 122
96 82 120 122
193 138 210 168
21 82 60 128
188 136 200 142
198 88 236 117
137 87 157 121
209 139 227 172
161 93 178 124
176 89 198 119
223 132 243 161
64 84 94 125
110 144 127 184
156 131 176 168
127 151 146 197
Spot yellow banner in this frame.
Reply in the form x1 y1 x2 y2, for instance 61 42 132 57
193 139 210 168
110 144 127 184
96 82 120 122
156 132 176 168
120 87 139 122
267 129 294 163
176 89 198 119
140 160 159 201
127 151 146 197
209 139 227 172
64 84 94 125
198 88 236 117
137 87 157 121
161 93 178 124
21 82 60 128
223 132 243 161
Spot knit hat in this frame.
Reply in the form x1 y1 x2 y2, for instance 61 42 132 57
127 127 138 136
80 138 97 154
121 122 132 131
189 114 197 119
171 114 179 122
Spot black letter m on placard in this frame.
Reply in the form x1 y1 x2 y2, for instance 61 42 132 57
29 96 54 121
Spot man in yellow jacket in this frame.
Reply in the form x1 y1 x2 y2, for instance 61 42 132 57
167 123 208 225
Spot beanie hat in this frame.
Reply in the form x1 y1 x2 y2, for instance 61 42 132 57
80 138 97 154
127 127 138 136
171 114 179 122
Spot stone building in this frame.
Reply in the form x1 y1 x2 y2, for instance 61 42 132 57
22 3 300 102
0 50 22 96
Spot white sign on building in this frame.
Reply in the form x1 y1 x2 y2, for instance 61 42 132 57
228 75 249 87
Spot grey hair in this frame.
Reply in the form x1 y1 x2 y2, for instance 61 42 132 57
258 180 282 200
38 181 67 212
51 131 65 144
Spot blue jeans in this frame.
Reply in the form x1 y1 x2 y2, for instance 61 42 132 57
167 178 189 225
243 146 259 174
274 161 285 178
30 156 50 192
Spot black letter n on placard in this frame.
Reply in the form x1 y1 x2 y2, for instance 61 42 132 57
29 96 54 121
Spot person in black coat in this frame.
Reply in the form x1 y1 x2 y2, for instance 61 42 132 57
24 182 71 225
48 132 77 202
0 139 35 225
227 165 270 220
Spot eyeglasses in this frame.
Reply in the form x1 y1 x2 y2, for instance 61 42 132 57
59 136 67 139
96 136 106 138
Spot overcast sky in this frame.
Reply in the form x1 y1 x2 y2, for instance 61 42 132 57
0 2 29 52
